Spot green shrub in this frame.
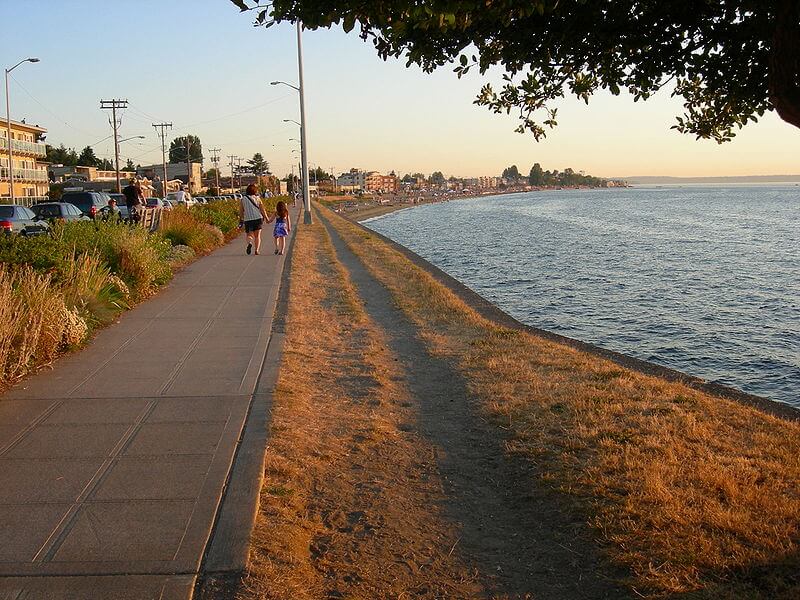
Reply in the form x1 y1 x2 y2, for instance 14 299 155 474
60 253 129 325
0 233 68 271
161 208 222 254
53 221 172 300
190 200 239 235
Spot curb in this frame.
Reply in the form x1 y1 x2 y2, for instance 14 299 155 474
348 212 800 422
195 206 301 595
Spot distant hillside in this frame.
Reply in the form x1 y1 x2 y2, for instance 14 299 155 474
621 175 800 184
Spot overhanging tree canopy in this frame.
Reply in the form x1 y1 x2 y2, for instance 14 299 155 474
231 0 800 142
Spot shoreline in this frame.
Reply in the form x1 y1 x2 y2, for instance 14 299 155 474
345 208 799 421
333 186 586 222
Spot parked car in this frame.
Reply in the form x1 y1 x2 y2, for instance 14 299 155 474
161 200 174 211
0 204 50 236
146 197 164 208
60 191 109 220
165 191 195 206
30 202 90 224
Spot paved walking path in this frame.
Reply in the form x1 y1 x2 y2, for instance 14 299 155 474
0 213 296 600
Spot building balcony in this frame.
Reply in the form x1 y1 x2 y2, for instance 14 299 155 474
0 166 49 182
0 137 48 157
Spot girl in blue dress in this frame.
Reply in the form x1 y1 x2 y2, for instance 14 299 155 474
271 201 291 255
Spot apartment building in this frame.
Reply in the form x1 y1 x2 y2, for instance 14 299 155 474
0 120 49 203
383 174 399 192
336 168 367 191
365 171 399 193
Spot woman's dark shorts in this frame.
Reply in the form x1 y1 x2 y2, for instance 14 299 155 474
244 218 263 232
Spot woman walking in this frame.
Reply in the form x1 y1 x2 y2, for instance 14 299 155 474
239 184 268 255
271 200 291 255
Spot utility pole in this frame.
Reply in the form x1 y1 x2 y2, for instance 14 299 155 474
209 147 221 193
100 99 128 193
228 155 236 193
185 137 192 193
152 122 172 198
236 157 243 189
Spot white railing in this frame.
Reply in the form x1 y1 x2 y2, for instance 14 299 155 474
0 137 47 157
0 166 49 182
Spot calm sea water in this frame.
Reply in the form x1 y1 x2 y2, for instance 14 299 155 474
364 186 800 407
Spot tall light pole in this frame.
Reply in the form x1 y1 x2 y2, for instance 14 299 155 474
5 57 39 204
271 22 311 223
117 136 145 184
291 148 301 190
172 142 201 193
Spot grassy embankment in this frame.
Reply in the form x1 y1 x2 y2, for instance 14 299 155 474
318 205 800 598
242 208 501 599
0 198 284 390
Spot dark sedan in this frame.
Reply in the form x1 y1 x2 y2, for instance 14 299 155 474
0 205 50 236
60 191 109 220
31 202 90 224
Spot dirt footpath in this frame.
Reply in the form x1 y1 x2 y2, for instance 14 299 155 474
237 211 627 599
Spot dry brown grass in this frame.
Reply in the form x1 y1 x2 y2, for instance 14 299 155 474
240 213 486 599
0 266 70 384
322 205 800 598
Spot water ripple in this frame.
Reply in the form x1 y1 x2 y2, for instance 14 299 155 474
366 185 800 407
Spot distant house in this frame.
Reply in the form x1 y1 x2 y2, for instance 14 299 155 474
337 168 367 191
137 162 202 193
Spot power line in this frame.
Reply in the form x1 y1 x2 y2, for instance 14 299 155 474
8 73 105 138
172 94 292 130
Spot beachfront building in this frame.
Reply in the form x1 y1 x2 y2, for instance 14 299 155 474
137 162 202 193
0 119 49 204
337 168 367 192
365 171 399 193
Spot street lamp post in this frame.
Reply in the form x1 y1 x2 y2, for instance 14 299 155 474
173 144 201 193
5 57 39 204
117 136 145 184
291 148 301 195
271 21 312 223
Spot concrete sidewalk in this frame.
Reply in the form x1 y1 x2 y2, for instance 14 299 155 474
0 215 296 599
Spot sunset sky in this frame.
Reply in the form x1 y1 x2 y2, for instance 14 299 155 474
4 0 799 179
